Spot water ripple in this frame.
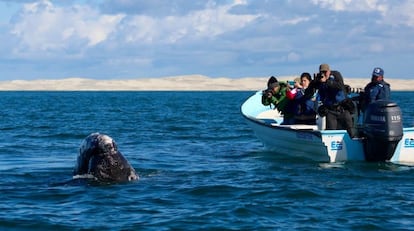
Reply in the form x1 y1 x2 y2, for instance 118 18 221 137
1 91 414 230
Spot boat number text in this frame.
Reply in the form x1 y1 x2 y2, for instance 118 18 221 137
369 115 401 122
391 115 401 122
330 141 343 151
404 138 414 148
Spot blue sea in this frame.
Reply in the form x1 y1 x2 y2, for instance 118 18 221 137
1 91 414 230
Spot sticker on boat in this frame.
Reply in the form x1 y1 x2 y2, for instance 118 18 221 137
330 141 343 151
404 138 414 148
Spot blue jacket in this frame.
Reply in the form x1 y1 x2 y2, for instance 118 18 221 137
318 70 346 107
364 80 390 104
294 88 316 116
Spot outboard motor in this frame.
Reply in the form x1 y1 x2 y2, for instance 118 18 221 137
363 100 403 161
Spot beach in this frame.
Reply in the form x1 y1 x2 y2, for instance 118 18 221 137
0 75 413 91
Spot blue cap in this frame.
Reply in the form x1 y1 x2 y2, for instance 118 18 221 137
372 67 384 77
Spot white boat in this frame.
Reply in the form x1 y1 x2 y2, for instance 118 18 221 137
241 90 414 163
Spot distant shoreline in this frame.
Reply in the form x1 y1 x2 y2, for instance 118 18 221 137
1 75 413 91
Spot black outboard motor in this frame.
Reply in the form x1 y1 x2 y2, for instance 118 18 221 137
363 100 403 161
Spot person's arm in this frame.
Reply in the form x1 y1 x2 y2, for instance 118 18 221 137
326 71 344 90
294 89 304 100
369 85 380 102
304 80 319 99
275 88 289 113
262 91 282 107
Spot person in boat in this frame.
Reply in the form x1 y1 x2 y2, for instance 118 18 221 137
292 73 317 125
286 77 302 100
361 67 390 111
261 77 295 125
266 76 278 88
284 78 302 124
306 63 356 137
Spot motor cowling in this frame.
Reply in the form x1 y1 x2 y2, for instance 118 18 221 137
363 100 403 161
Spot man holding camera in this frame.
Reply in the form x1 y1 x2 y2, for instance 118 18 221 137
261 79 295 124
312 63 355 138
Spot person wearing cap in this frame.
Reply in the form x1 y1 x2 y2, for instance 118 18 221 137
306 63 355 137
363 67 390 108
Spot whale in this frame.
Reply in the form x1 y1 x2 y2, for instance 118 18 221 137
73 133 138 182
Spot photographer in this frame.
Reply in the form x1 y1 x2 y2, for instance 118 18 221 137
308 64 355 138
261 79 294 124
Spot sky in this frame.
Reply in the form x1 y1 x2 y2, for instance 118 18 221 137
0 0 413 80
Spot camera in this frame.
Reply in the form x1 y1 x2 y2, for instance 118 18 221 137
315 72 324 81
287 80 295 88
263 88 273 99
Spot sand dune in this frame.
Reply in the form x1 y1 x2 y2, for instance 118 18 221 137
0 75 413 91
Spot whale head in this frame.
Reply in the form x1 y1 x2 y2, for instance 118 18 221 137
74 133 138 182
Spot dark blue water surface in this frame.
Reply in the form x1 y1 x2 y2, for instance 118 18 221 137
1 91 414 230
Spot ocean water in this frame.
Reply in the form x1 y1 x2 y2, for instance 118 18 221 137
1 91 414 230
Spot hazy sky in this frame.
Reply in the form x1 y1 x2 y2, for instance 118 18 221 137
0 0 413 80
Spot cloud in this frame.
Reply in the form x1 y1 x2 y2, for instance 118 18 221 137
99 0 207 16
311 0 387 12
383 1 414 27
10 1 124 57
3 0 265 79
287 52 301 62
0 0 413 80
9 0 260 54
118 1 259 45
311 0 414 27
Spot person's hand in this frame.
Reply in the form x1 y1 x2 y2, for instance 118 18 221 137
318 105 328 117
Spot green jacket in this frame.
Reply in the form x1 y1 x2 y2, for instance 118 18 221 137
262 84 290 115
